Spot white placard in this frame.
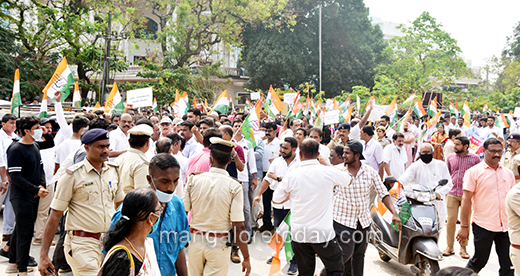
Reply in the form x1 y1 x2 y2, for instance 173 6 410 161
514 107 520 118
324 110 340 125
284 93 297 104
367 104 388 122
251 92 260 100
126 87 153 108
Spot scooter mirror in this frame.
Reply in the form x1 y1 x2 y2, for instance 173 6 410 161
383 176 398 191
438 179 448 186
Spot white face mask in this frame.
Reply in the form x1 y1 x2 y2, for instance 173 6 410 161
258 131 266 138
31 128 43 140
150 178 174 203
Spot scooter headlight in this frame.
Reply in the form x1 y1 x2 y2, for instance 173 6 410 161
405 191 434 202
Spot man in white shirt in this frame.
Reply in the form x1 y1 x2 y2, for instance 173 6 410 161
108 113 133 160
381 115 396 140
180 120 202 159
165 133 189 197
0 114 17 243
399 143 453 229
487 115 505 142
383 132 408 179
159 117 173 138
349 106 373 141
360 125 384 179
54 117 89 172
273 138 352 276
457 118 469 136
257 121 280 232
309 127 330 160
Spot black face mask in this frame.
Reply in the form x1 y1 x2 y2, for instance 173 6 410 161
420 153 433 163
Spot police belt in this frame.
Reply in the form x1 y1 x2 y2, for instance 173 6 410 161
71 230 102 240
190 228 228 238
516 176 520 180
512 244 520 250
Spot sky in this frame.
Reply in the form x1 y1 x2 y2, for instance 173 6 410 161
364 0 520 69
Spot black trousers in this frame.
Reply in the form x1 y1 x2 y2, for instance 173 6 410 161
8 198 39 272
466 223 514 276
330 220 369 276
292 239 344 276
262 186 274 228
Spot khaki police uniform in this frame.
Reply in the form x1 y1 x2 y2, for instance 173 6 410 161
183 168 244 276
51 159 124 276
502 147 520 183
331 138 349 147
115 148 149 194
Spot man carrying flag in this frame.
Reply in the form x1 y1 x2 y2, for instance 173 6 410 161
272 138 352 276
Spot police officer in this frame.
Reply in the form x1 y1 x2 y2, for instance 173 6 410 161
502 133 520 183
183 137 251 276
115 124 153 194
38 129 125 276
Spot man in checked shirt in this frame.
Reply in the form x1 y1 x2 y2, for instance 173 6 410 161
320 140 400 276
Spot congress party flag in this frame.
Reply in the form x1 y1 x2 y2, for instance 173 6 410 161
212 90 230 114
449 102 459 119
371 182 410 231
462 101 471 127
72 82 82 107
10 69 21 117
427 97 437 117
266 86 284 116
268 212 294 275
496 114 510 129
397 109 412 133
242 98 262 147
482 102 489 114
104 83 124 114
365 95 375 111
39 90 48 118
340 106 354 123
426 110 442 129
412 100 426 118
152 98 158 112
43 57 75 102
402 93 416 108
384 98 398 123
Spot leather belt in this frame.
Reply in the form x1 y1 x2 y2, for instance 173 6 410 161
190 228 228 238
512 244 520 250
71 230 102 240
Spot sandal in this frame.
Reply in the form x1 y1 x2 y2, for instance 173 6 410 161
460 252 470 259
442 250 455 256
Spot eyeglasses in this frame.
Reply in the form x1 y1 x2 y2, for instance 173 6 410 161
151 207 164 217
486 149 503 155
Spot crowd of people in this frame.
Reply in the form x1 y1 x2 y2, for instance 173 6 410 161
0 90 519 276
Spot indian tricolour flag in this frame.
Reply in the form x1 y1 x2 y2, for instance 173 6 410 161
426 110 442 129
104 83 124 114
396 109 412 133
412 100 426 118
402 93 416 108
268 212 294 275
340 106 354 123
449 102 458 119
152 98 158 112
265 86 284 117
365 95 375 111
43 57 75 102
427 97 437 117
72 82 82 107
242 98 262 147
482 102 489 114
384 98 398 124
39 90 48 118
462 101 471 127
371 182 410 231
10 69 21 117
212 90 230 114
496 114 510 129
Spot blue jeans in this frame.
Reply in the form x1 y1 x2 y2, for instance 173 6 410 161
3 187 15 235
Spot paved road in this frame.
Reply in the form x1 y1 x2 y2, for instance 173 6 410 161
0 216 500 275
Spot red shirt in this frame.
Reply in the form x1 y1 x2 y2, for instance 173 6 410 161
446 152 481 196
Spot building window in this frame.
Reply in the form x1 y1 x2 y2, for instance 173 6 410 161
134 17 158 40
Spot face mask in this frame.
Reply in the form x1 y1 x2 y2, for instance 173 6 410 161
258 131 266 138
150 178 174 203
404 128 408 132
31 128 43 140
396 145 402 151
150 214 161 234
420 153 433 164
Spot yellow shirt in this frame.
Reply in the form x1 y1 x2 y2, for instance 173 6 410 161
115 148 150 194
502 147 520 182
51 159 124 233
183 167 244 233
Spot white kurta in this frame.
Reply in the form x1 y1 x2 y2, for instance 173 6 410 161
398 159 453 229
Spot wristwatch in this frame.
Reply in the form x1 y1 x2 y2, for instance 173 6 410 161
232 151 238 158
1 182 8 186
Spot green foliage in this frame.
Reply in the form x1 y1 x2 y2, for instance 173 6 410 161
486 87 520 113
503 21 520 59
376 12 468 96
241 0 386 97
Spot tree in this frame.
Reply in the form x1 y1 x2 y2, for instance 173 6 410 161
376 12 468 97
503 21 520 59
242 0 386 97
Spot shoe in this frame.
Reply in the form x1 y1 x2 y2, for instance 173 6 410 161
32 239 41 246
0 248 8 258
28 256 37 267
266 256 273 264
5 265 34 273
2 234 11 242
287 262 298 275
59 264 72 273
230 251 241 263
257 225 274 233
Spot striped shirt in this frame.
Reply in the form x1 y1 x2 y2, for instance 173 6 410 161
446 152 481 197
333 163 389 229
